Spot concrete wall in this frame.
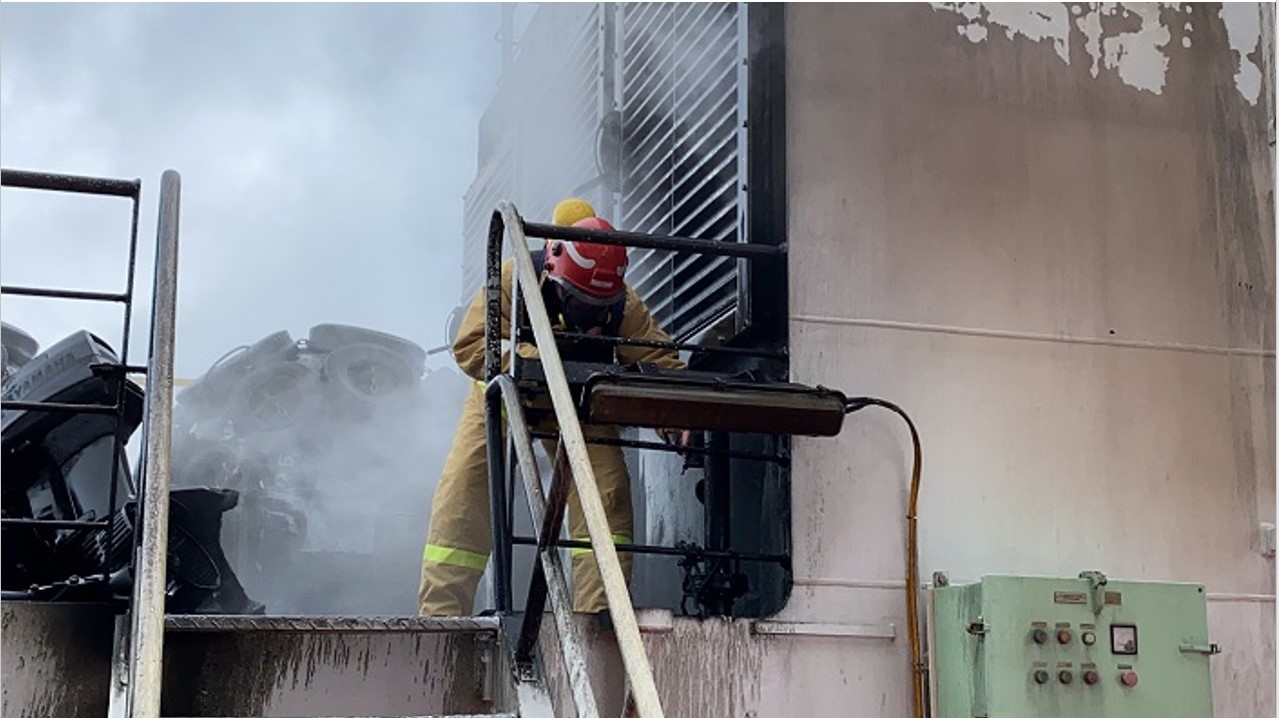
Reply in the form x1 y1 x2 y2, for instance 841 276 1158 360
781 2 1274 717
546 5 1274 717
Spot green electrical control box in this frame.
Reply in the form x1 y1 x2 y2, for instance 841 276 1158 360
929 572 1217 718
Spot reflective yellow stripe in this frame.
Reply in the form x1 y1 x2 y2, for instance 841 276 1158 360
569 534 632 557
423 543 489 571
473 380 508 419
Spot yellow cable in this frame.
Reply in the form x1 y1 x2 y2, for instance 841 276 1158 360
848 398 925 718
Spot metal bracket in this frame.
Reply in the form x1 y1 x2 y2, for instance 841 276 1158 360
752 621 897 640
502 610 540 684
1179 643 1222 655
479 632 496 704
106 614 132 718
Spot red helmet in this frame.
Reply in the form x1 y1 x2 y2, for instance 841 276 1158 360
543 218 628 305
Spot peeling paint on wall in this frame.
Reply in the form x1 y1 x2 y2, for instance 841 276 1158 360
984 3 1072 63
929 2 1266 102
1088 4 1173 93
1221 2 1264 104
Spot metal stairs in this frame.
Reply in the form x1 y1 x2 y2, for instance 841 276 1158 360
4 194 867 718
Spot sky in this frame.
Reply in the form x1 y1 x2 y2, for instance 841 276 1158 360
0 3 503 381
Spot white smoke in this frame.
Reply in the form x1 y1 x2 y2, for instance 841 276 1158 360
1 3 503 616
169 326 471 615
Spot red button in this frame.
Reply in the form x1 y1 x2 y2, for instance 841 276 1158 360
1083 671 1099 685
1120 671 1139 687
1057 629 1073 644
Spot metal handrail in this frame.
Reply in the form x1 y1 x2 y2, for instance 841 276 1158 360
508 536 791 565
124 170 182 718
527 428 791 465
514 327 787 359
0 168 140 197
0 286 129 302
487 201 665 718
0 400 121 415
523 219 785 258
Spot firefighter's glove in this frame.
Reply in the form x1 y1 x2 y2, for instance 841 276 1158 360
657 427 691 448
657 428 695 473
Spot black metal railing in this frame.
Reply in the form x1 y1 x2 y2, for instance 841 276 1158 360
482 200 791 718
0 169 144 578
484 208 790 617
1 168 184 718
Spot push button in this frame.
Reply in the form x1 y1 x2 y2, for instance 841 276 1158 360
1083 670 1100 685
1057 629 1073 645
1120 671 1139 687
1033 670 1051 685
1058 670 1073 685
1032 628 1049 644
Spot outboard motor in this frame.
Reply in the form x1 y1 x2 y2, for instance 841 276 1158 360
1 322 40 383
1 330 261 613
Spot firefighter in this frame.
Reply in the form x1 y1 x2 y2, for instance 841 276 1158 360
419 199 685 616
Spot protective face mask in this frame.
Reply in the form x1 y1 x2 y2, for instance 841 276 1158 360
560 296 613 335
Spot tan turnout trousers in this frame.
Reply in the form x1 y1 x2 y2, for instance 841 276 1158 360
418 386 633 615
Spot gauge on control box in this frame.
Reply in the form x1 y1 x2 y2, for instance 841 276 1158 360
1110 624 1138 655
